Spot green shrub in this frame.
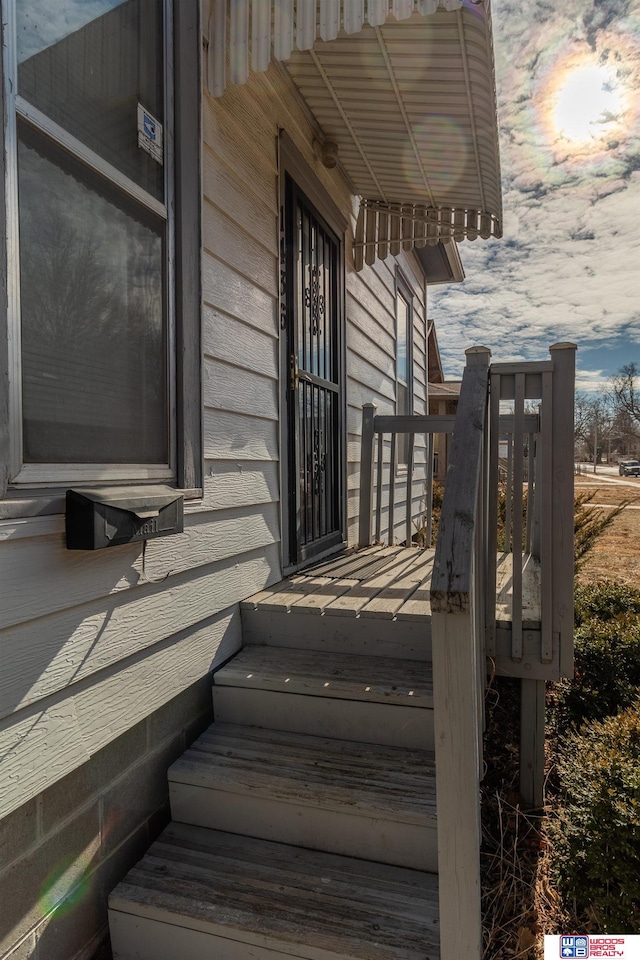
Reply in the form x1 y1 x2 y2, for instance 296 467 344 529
550 704 640 931
575 580 640 626
550 612 640 729
491 489 624 560
548 580 640 732
574 492 628 570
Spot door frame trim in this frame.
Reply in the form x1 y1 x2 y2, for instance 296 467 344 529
277 130 347 575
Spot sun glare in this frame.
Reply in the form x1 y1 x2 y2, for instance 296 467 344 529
537 35 640 166
553 63 625 143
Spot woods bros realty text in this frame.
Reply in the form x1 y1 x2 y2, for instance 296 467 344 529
545 937 640 958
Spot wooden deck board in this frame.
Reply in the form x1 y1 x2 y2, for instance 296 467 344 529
359 552 433 620
288 578 360 615
170 724 437 822
321 550 425 618
395 558 436 620
303 545 393 579
214 647 433 707
243 547 542 629
248 576 334 612
109 825 440 960
241 575 309 609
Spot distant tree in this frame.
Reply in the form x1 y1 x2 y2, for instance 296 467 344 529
575 393 614 465
612 363 640 429
609 365 640 458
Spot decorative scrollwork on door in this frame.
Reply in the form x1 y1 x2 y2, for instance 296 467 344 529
279 223 288 330
312 428 326 496
304 267 325 335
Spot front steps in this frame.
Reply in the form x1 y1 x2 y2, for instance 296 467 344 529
109 594 439 958
168 723 437 871
109 825 440 960
213 646 434 749
241 606 432 661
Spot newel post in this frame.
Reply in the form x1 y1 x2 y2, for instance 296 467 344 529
359 403 376 547
550 342 576 678
430 345 490 960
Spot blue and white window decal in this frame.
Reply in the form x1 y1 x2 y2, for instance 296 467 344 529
137 103 163 164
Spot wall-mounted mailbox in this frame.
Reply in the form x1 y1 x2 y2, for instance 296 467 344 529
66 486 184 550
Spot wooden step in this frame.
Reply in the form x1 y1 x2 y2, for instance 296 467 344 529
108 824 440 960
240 607 432 661
213 647 434 750
168 723 437 871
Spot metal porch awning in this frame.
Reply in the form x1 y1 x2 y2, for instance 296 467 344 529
202 1 503 268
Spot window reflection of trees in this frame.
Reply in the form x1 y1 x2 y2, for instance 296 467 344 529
18 136 166 463
17 0 164 200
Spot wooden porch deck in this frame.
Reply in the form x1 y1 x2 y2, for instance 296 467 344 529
245 545 541 627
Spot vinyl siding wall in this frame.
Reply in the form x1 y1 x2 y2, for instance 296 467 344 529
0 59 429 960
202 65 429 553
346 256 429 545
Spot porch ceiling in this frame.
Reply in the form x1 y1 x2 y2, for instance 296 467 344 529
285 9 500 214
283 6 502 265
203 1 502 265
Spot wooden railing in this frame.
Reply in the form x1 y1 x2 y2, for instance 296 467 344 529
428 343 575 959
357 342 576 960
429 346 490 960
486 344 576 807
358 409 455 550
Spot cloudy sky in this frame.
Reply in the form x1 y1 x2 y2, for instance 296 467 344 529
431 0 640 392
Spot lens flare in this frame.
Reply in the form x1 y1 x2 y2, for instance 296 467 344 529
39 844 96 919
554 62 625 143
401 116 472 199
537 32 640 166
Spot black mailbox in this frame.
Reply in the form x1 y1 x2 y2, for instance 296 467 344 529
66 486 184 550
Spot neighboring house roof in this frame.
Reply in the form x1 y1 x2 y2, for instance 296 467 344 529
428 380 462 396
203 0 503 265
427 320 444 384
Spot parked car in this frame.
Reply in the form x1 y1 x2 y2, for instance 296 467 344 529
619 459 640 476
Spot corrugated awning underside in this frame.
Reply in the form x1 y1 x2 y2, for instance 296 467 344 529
203 1 503 267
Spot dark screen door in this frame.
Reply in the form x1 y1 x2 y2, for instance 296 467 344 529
283 175 343 567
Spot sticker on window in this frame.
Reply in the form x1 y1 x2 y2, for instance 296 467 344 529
137 103 163 164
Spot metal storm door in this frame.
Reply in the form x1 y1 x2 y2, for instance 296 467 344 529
283 176 343 568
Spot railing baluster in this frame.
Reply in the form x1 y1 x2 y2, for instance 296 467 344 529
540 370 553 664
358 412 457 552
426 432 434 548
511 374 524 662
506 433 513 551
486 372 500 657
405 432 414 546
475 464 486 768
532 434 541 559
388 434 396 545
550 343 577 677
525 430 535 554
358 403 376 547
375 432 383 543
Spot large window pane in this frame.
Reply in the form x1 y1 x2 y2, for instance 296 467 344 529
397 294 409 387
17 0 164 200
18 123 167 464
397 291 411 466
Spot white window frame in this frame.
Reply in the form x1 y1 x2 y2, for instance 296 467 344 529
395 270 414 470
2 0 176 488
